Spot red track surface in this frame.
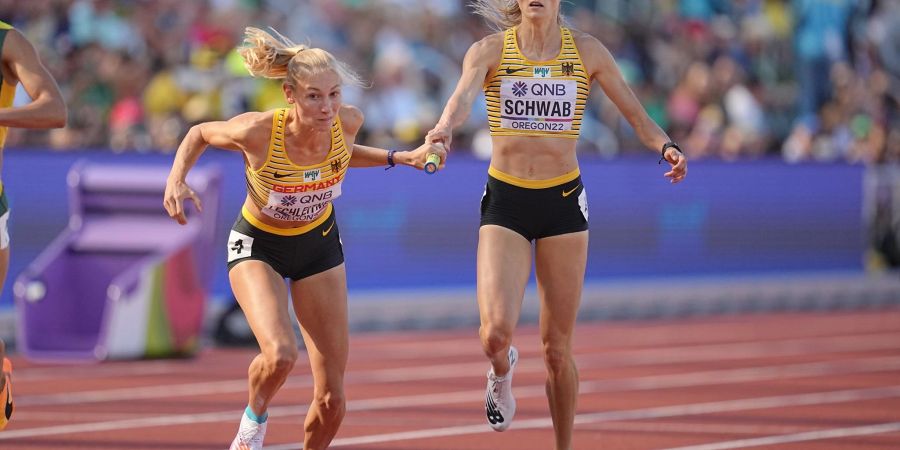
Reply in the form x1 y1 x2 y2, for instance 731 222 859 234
1 309 899 449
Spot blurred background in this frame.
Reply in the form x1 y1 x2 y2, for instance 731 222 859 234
3 0 898 161
1 0 898 347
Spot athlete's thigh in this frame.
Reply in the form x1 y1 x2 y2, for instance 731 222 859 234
290 264 349 385
229 260 294 350
478 225 533 329
534 231 588 338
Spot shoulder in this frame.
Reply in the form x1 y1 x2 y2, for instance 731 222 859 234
568 28 613 72
1 28 36 62
470 32 504 57
232 110 272 131
339 104 364 135
222 110 273 144
569 28 606 57
463 32 504 70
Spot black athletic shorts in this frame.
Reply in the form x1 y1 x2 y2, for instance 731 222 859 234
480 166 588 241
226 204 344 280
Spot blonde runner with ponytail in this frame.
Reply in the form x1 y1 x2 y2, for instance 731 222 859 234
164 24 445 450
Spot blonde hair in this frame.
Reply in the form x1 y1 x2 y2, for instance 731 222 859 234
238 27 365 87
470 0 566 31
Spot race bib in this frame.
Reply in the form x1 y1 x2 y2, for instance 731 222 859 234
499 78 576 132
263 182 342 222
227 230 253 263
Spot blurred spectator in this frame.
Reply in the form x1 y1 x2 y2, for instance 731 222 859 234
792 0 855 123
0 0 895 164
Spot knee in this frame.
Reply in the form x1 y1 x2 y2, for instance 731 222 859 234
312 389 346 423
263 345 298 377
542 341 572 375
480 324 513 356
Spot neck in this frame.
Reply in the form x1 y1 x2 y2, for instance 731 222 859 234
285 108 330 142
516 19 561 60
283 108 332 158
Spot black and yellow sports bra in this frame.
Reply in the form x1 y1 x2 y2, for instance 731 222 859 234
245 108 349 222
484 26 590 139
0 21 16 152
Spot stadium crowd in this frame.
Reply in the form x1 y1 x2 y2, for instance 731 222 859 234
0 0 897 164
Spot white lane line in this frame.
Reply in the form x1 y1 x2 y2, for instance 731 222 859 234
17 331 900 407
261 386 900 449
13 330 900 386
663 422 900 450
13 362 196 381
3 356 899 441
356 330 900 362
579 355 900 393
345 356 900 411
18 379 256 406
583 333 900 369
13 411 156 421
0 409 260 440
346 332 900 387
577 420 807 436
353 313 900 356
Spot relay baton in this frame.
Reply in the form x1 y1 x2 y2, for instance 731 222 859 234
424 143 445 174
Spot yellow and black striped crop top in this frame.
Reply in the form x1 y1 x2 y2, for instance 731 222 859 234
245 108 349 222
484 27 590 139
0 21 16 151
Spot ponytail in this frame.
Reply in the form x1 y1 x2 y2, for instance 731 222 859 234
238 27 366 88
238 27 307 79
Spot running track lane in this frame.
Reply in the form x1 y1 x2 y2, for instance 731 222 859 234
0 309 898 449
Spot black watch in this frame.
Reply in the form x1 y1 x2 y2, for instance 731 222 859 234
658 141 682 164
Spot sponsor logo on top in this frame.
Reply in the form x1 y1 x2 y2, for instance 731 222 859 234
533 66 552 78
303 169 320 181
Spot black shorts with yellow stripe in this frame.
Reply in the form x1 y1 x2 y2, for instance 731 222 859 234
226 204 343 281
480 166 588 241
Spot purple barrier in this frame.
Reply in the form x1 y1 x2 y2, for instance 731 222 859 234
13 163 221 361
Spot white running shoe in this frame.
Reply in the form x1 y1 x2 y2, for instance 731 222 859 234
485 346 518 431
229 412 267 450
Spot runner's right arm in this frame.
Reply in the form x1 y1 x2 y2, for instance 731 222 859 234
164 113 259 224
428 34 500 149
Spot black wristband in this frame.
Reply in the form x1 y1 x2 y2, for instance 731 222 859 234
385 150 396 170
658 141 682 164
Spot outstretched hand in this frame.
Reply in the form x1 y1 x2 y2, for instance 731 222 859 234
426 125 453 151
663 148 687 184
407 141 448 171
163 178 203 225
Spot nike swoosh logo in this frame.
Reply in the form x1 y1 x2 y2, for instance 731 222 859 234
504 66 525 75
562 185 580 197
273 172 297 179
322 220 335 237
